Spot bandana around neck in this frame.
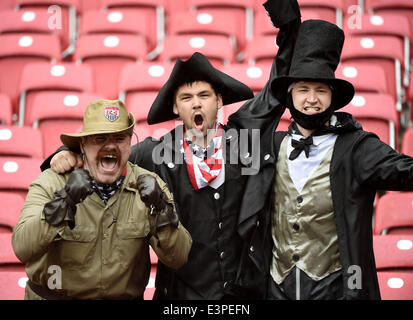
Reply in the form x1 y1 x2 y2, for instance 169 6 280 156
183 124 224 190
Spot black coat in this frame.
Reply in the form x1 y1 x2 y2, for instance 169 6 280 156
233 111 413 299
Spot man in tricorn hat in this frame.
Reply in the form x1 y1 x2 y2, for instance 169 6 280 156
12 99 192 300
40 0 302 299
239 19 413 299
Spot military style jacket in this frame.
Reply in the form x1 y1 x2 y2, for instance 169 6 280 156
12 162 192 300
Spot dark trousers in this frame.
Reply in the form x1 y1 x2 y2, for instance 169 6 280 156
267 267 344 300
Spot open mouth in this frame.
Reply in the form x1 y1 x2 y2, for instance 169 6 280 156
193 113 205 130
99 154 118 172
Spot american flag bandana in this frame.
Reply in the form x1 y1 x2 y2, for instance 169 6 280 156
183 124 224 190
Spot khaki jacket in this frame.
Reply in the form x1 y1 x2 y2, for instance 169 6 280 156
12 162 192 299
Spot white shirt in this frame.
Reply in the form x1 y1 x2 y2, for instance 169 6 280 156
287 116 338 194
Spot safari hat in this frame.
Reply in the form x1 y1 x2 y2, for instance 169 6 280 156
60 99 135 152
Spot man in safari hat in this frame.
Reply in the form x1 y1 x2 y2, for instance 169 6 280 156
12 99 192 300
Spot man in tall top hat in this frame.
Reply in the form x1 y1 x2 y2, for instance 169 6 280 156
238 19 413 299
40 0 302 299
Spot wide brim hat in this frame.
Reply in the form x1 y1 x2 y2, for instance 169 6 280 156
61 99 135 153
147 52 254 124
270 19 355 110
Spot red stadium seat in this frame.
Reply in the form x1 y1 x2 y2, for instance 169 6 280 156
0 157 42 200
336 62 389 95
0 9 55 35
0 192 24 234
222 100 246 125
377 271 413 300
17 62 94 126
168 10 239 52
150 247 158 265
374 191 413 235
297 0 346 26
0 125 43 159
99 0 166 56
13 0 80 58
0 33 60 116
343 13 411 88
143 264 156 300
0 94 12 125
127 91 158 123
243 35 279 65
79 9 150 47
118 61 174 107
220 63 271 93
0 233 21 264
341 35 405 113
74 33 148 99
159 34 236 68
25 92 105 158
402 128 413 157
0 267 28 300
373 234 413 269
187 0 255 51
365 0 413 47
342 93 399 149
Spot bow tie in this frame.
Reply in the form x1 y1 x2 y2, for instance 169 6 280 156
289 136 313 160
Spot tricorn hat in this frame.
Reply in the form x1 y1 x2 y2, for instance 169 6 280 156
147 52 254 124
60 99 135 153
270 19 355 110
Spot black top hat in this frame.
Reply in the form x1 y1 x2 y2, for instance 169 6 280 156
147 52 254 124
270 19 355 110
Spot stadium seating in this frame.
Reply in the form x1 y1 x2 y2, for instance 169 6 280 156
374 191 413 235
341 34 405 113
0 191 24 233
168 10 239 52
74 33 148 99
13 0 80 58
0 125 43 159
377 271 413 300
343 13 411 88
17 62 94 126
79 9 150 49
99 0 166 56
402 128 413 157
0 233 26 299
297 0 346 26
220 63 271 93
374 234 413 269
341 93 399 149
243 35 279 65
159 34 236 67
0 33 61 115
0 157 42 200
143 264 156 300
336 62 389 95
118 61 174 107
0 94 12 125
187 0 255 52
25 91 105 158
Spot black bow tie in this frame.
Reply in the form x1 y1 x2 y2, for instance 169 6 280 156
289 136 313 160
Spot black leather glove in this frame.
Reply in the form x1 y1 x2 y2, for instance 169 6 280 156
129 174 179 236
43 169 93 229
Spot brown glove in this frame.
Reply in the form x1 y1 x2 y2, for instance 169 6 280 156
129 174 179 236
43 169 93 229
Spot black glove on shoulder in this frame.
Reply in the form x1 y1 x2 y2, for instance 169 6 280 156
129 174 179 236
44 169 93 229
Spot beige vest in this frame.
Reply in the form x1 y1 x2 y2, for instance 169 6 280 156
270 136 341 284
